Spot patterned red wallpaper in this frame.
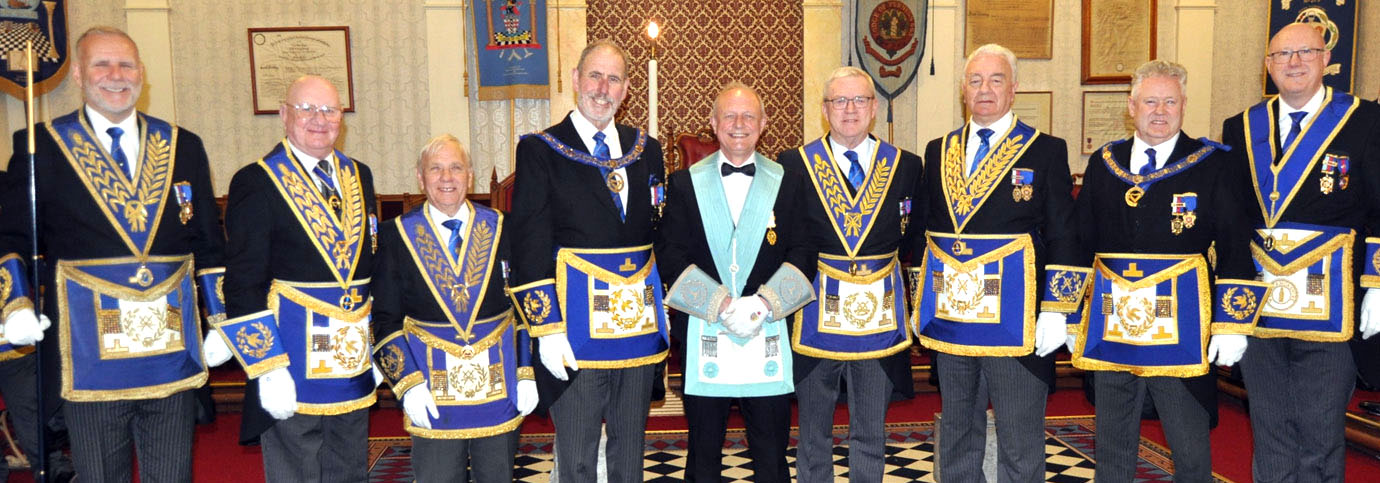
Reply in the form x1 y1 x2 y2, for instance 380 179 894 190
587 0 805 161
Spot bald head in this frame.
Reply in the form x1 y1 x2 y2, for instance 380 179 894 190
280 76 344 159
709 82 767 165
1266 22 1330 108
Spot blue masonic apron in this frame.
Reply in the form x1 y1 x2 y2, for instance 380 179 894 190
1244 88 1360 342
683 155 793 397
48 110 208 401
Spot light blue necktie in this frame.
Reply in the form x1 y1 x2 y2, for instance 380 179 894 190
593 132 626 221
107 127 130 178
441 219 463 262
1139 148 1157 176
1283 111 1307 150
970 128 994 176
845 150 864 191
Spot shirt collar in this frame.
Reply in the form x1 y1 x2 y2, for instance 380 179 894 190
968 111 1014 138
828 134 875 162
569 109 619 153
85 105 138 141
285 138 334 169
428 200 471 227
1280 86 1325 115
1131 132 1181 166
717 151 758 171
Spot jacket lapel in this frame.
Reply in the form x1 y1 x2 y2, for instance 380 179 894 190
551 115 620 218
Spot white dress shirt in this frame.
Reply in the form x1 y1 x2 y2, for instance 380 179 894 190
86 105 140 179
717 152 756 226
829 134 877 177
428 201 472 259
570 109 629 212
1129 133 1182 174
1278 87 1325 148
965 111 1014 175
286 139 341 192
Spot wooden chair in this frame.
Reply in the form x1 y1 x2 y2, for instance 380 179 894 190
666 127 719 173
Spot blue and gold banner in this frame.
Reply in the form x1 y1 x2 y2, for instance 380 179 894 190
0 0 67 99
470 0 548 100
1265 1 1356 95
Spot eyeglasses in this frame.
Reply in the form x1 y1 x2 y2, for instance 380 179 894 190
1266 48 1324 64
286 102 343 121
826 95 874 109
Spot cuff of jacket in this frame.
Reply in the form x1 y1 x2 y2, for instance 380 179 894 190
215 309 289 378
0 254 34 322
664 265 731 324
373 331 422 392
515 313 534 375
510 279 564 337
1363 237 1380 288
196 267 227 326
755 263 815 321
1211 278 1270 335
1041 264 1092 314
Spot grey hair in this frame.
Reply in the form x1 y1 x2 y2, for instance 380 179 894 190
74 26 139 63
416 134 471 173
576 39 630 76
710 81 765 118
1130 60 1188 98
822 66 876 100
962 43 1018 83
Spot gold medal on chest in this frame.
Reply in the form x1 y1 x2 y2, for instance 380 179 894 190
606 171 624 192
1124 186 1145 207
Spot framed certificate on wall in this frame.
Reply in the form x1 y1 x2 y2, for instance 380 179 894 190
248 26 355 114
1081 91 1131 154
1081 0 1156 85
1011 91 1052 134
966 0 1054 59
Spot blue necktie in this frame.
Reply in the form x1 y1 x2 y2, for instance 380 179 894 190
1283 111 1307 150
441 219 463 262
1139 148 1157 176
107 127 130 178
313 160 342 218
593 132 625 222
971 128 994 176
845 150 864 191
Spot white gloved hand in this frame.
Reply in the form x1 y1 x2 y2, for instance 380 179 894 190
1361 288 1380 339
723 296 770 338
537 334 579 381
516 379 538 416
372 365 385 388
257 367 298 420
3 308 48 346
202 331 233 367
401 385 439 430
1034 311 1068 357
1065 334 1078 354
1207 334 1248 367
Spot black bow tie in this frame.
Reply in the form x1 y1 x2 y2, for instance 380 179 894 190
721 162 756 177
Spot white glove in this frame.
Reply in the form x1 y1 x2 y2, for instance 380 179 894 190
722 296 770 338
537 334 579 381
1207 334 1248 367
257 367 298 420
3 308 48 346
202 331 233 367
1065 334 1078 354
401 385 439 430
516 379 538 416
1361 288 1380 339
372 365 385 388
1034 311 1068 357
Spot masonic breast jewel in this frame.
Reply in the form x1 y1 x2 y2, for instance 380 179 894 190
766 211 778 246
1320 154 1349 195
1011 168 1034 202
1170 193 1197 235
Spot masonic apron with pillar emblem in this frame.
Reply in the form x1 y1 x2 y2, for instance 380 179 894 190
46 110 209 401
374 203 529 438
915 119 1041 355
1246 88 1361 342
681 155 793 397
794 138 909 359
216 142 376 414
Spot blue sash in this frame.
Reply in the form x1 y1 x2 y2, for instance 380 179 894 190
793 253 909 359
682 154 793 397
797 137 901 257
49 110 178 262
257 142 368 292
401 313 523 438
54 256 206 400
938 119 1038 233
396 202 502 342
1074 253 1211 377
1245 88 1360 227
555 245 669 367
270 279 376 415
916 232 1036 356
1250 222 1355 341
522 129 648 170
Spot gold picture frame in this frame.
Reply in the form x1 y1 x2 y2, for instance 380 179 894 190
1081 0 1157 85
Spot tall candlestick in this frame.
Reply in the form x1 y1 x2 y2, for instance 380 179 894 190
647 21 660 139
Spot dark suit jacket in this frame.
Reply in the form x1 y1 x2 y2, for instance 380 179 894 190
656 160 817 359
776 137 925 397
921 128 1078 387
371 204 513 340
508 114 665 406
1222 96 1380 385
222 144 377 443
0 113 224 416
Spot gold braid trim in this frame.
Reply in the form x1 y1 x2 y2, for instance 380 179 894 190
295 391 377 416
575 349 668 369
404 312 512 359
405 414 523 440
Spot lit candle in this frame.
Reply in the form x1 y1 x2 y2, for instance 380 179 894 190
647 20 660 139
